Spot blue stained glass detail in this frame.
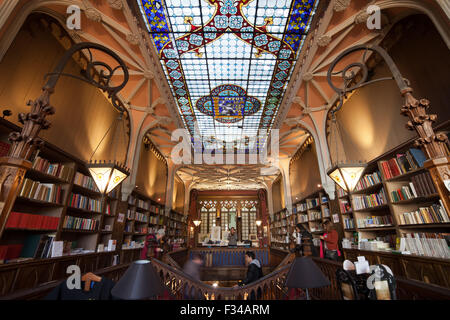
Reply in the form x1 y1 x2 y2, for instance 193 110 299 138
220 0 238 15
166 60 179 70
273 81 284 89
254 34 268 46
189 34 203 46
138 0 319 150
279 49 291 59
176 40 189 52
229 16 243 29
240 27 253 39
278 61 290 70
204 26 217 40
268 41 281 52
173 80 183 88
163 48 178 59
214 16 228 29
169 70 182 79
276 71 288 80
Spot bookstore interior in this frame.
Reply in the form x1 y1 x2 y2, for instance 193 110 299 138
0 0 449 304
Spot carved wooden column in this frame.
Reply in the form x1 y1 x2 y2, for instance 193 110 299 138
401 93 450 214
0 88 54 238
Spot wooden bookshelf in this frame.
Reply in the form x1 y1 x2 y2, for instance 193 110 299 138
0 119 122 262
122 191 188 251
270 189 342 251
337 121 450 260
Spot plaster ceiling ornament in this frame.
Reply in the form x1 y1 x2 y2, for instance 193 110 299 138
355 10 371 24
317 34 332 47
84 7 102 23
333 0 351 12
302 72 314 82
143 69 154 80
196 85 261 124
107 0 124 10
126 32 140 45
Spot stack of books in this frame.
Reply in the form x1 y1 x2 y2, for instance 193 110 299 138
398 202 449 225
380 148 426 179
20 179 64 204
32 156 74 182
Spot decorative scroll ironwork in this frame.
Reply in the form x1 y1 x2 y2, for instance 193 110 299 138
7 42 129 161
326 44 449 187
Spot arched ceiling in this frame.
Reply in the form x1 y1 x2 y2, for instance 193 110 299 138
1 0 448 193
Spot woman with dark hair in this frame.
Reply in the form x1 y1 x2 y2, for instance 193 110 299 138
292 223 317 256
320 220 340 261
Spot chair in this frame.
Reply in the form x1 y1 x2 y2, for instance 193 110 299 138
336 268 360 300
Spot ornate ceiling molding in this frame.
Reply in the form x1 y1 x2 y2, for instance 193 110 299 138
333 0 351 12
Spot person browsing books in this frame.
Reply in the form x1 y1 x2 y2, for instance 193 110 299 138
140 228 165 260
320 220 340 261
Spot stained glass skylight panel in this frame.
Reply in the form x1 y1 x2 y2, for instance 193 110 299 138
138 0 319 151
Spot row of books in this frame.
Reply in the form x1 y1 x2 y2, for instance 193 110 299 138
297 214 308 223
354 171 382 191
105 204 113 216
73 172 98 192
337 187 347 198
134 226 148 234
409 172 437 196
136 199 150 210
149 215 162 225
6 212 59 230
343 218 355 229
150 205 161 214
397 202 450 225
353 188 387 210
20 179 64 204
306 198 320 209
127 209 134 220
356 215 393 228
69 193 103 213
401 232 450 259
124 223 133 233
296 203 308 212
0 234 58 262
308 210 321 221
32 156 74 182
63 216 99 231
339 199 352 213
135 212 148 223
323 207 330 217
379 148 426 180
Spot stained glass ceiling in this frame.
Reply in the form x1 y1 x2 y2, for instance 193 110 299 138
138 0 319 152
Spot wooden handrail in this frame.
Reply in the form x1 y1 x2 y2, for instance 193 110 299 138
151 258 293 300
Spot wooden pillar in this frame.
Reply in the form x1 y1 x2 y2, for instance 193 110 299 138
400 94 450 214
0 158 31 238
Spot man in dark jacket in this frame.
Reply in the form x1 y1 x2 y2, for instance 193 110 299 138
237 251 263 299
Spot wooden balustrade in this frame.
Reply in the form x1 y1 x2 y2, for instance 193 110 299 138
151 258 293 300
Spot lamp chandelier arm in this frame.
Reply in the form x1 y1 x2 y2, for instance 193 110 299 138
326 44 449 160
7 42 129 161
